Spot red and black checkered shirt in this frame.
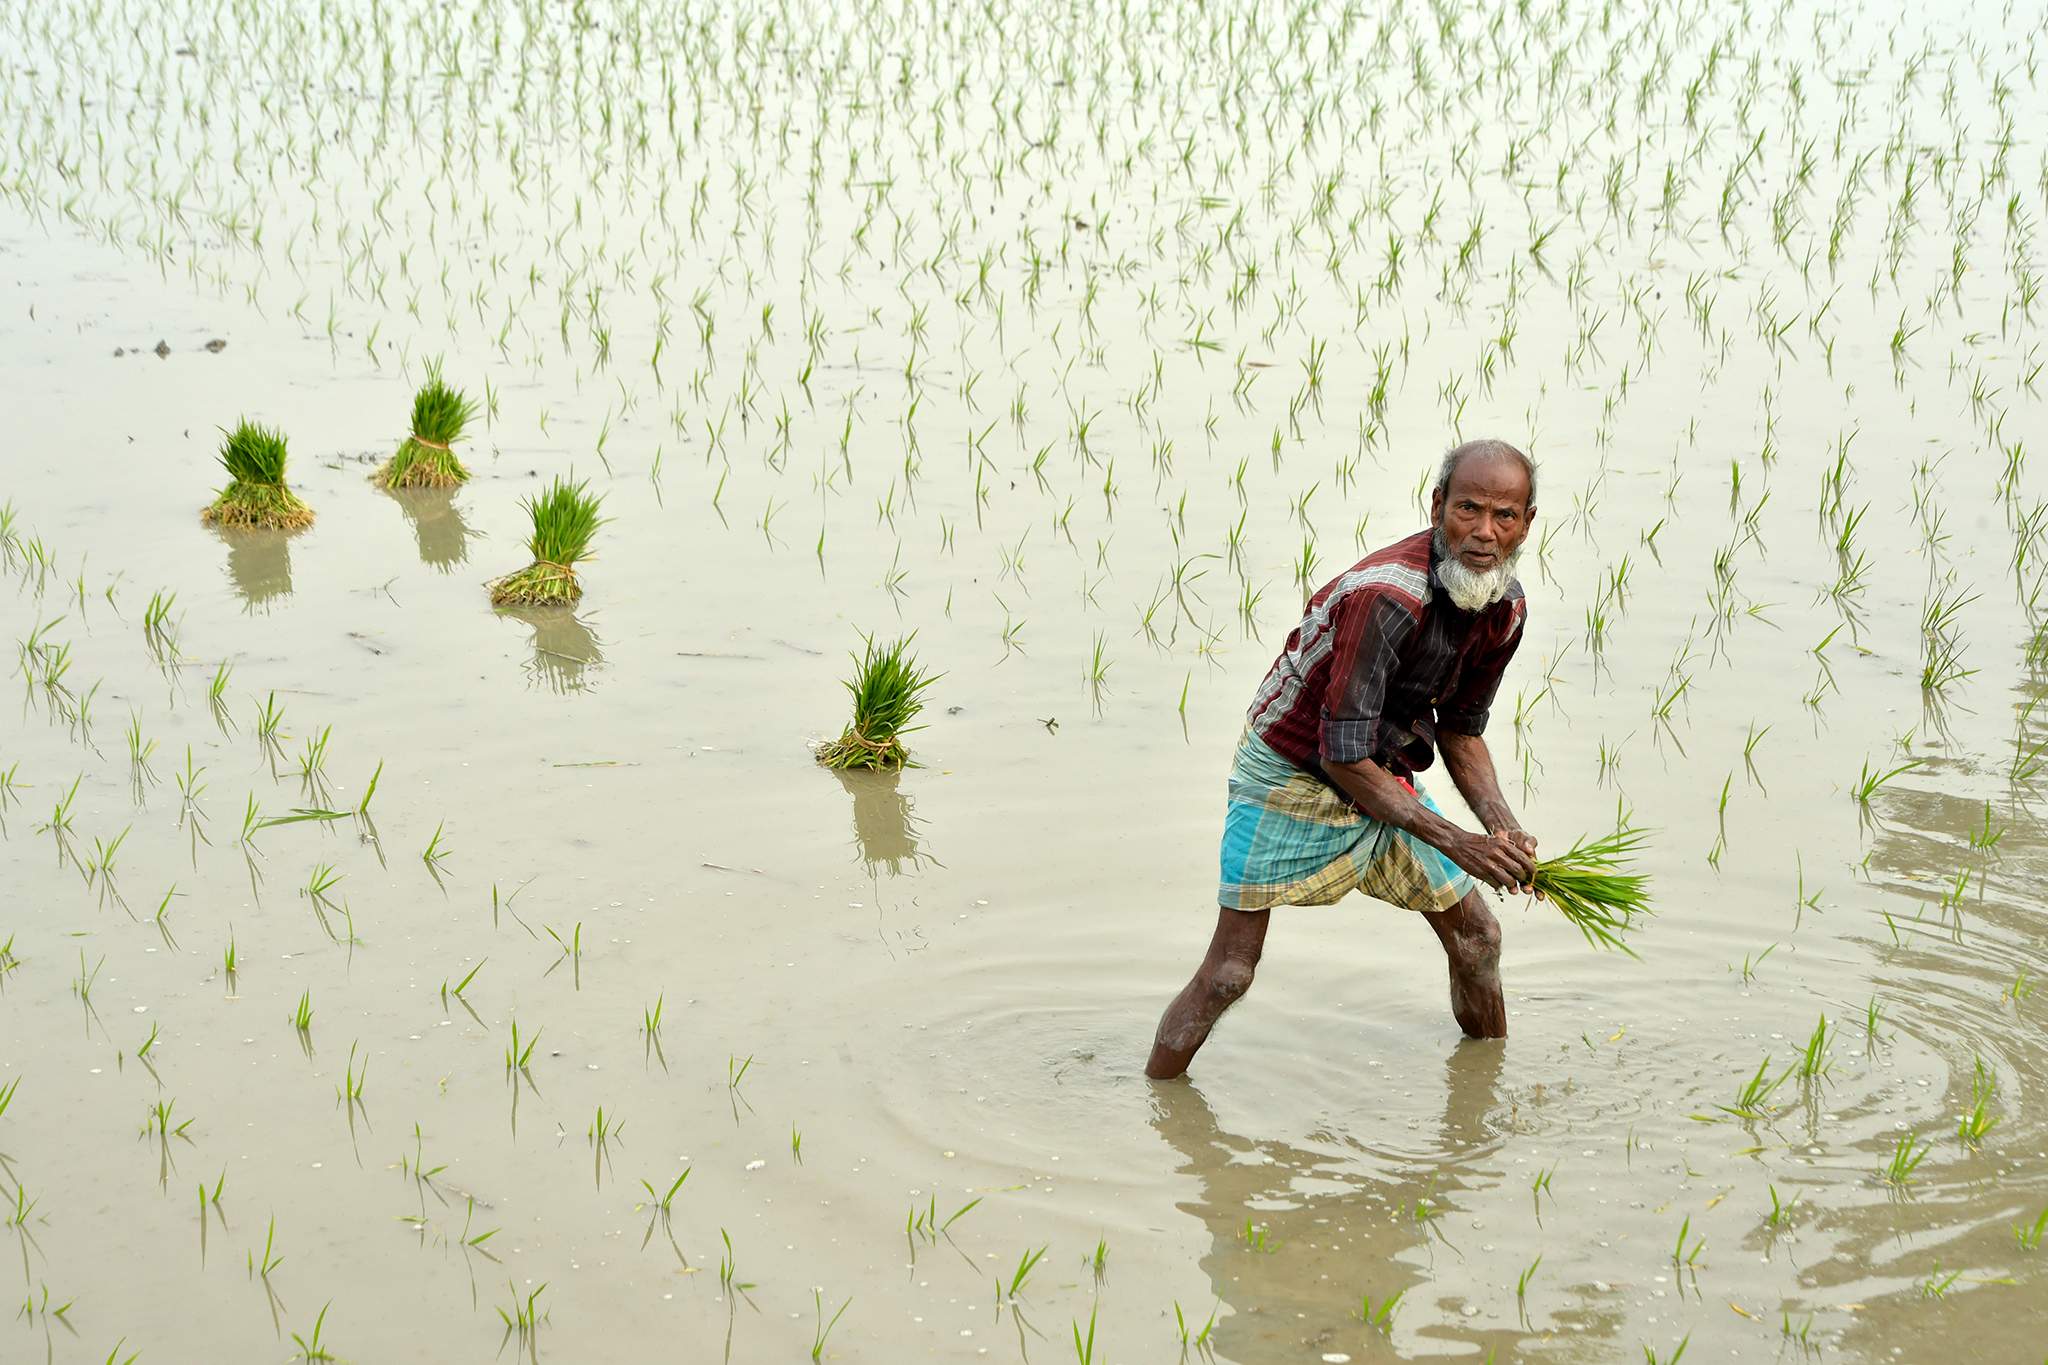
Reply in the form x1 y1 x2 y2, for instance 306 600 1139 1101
1246 527 1527 782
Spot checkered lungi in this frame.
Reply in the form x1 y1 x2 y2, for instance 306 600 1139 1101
1218 729 1475 912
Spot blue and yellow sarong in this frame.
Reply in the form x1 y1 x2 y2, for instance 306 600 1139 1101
1218 730 1475 912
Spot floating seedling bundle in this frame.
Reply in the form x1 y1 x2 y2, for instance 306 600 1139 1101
1531 821 1655 955
201 420 314 530
816 634 939 771
376 367 478 488
488 476 604 606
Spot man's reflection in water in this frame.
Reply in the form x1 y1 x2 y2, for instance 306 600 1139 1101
1150 1046 1594 1362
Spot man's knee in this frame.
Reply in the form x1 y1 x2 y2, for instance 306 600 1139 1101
1206 953 1257 1005
1454 890 1503 952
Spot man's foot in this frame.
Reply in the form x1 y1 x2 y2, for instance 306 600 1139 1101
1435 897 1507 1039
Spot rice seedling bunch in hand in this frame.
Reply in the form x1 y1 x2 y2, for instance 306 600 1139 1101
201 420 314 530
1530 821 1654 955
489 476 604 606
378 368 479 488
816 634 940 771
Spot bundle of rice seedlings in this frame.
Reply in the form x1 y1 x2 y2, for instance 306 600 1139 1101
201 421 314 530
487 476 604 606
1530 822 1654 955
815 634 940 771
376 368 478 488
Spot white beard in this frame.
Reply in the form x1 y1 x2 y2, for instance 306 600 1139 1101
1432 526 1520 611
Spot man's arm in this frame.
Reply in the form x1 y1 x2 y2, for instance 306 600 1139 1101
1323 753 1535 893
1439 729 1528 843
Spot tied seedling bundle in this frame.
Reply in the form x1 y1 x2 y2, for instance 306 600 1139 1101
488 475 604 606
1531 821 1654 955
377 367 478 488
201 420 314 530
816 634 940 771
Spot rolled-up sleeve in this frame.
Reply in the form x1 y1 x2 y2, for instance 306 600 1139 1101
1319 594 1416 765
1436 601 1526 737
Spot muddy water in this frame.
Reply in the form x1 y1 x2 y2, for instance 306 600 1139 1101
4 0 2048 1360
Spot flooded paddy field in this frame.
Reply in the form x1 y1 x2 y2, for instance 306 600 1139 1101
3 0 2047 1359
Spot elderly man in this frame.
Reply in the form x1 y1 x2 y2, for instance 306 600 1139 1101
1145 440 1539 1080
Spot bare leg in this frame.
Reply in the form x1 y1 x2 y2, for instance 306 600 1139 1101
1145 907 1270 1079
1421 888 1506 1039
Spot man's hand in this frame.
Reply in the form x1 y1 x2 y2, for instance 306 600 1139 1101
1449 829 1537 895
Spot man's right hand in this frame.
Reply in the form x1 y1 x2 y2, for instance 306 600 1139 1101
1448 830 1536 894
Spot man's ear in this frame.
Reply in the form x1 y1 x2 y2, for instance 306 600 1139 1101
1429 487 1444 524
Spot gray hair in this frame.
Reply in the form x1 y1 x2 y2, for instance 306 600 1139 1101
1432 439 1538 508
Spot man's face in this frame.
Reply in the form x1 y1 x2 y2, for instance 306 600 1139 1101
1430 456 1535 572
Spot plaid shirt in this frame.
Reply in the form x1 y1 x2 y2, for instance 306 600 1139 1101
1246 528 1527 782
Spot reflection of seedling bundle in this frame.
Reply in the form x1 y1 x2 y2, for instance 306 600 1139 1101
201 421 314 530
377 368 478 488
1531 822 1655 955
816 634 939 771
488 476 604 606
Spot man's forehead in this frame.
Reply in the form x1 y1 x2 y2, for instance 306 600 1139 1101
1445 467 1531 503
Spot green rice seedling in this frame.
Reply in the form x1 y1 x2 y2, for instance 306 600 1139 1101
640 1168 690 1218
1671 1214 1704 1267
1517 1253 1542 1308
1239 1217 1274 1252
1006 1244 1049 1299
496 1281 548 1345
255 690 288 749
1968 801 2004 848
377 366 478 488
249 1214 284 1277
810 1290 851 1362
422 820 451 871
296 726 332 782
1642 1333 1690 1364
1071 1300 1098 1364
717 1228 754 1296
1357 1288 1403 1333
0 1076 20 1120
208 661 234 733
815 633 940 770
1764 1185 1802 1231
141 591 178 659
504 1018 540 1074
1173 1300 1219 1351
1796 1015 1834 1083
1881 1133 1930 1185
1958 1057 1999 1146
1851 754 1922 804
790 1123 802 1164
337 1042 367 1106
2015 1207 2048 1251
1530 822 1654 954
440 958 484 1008
488 476 604 606
202 422 314 530
291 991 314 1034
1715 1055 1791 1121
356 760 382 818
290 1301 336 1362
